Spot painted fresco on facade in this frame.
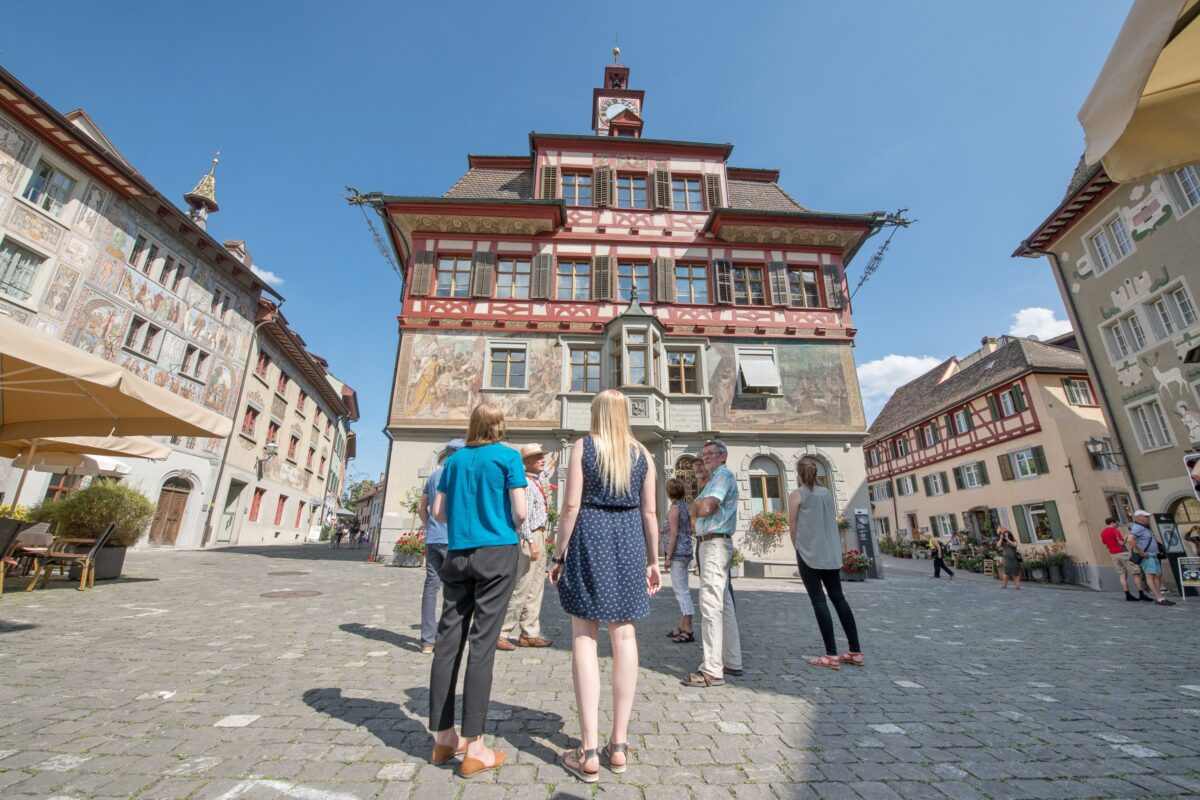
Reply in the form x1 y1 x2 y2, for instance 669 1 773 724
0 118 32 189
709 341 856 428
61 234 92 268
68 290 131 358
40 264 80 319
7 203 64 250
33 317 60 338
203 360 240 415
0 299 32 323
73 182 109 237
402 333 559 422
89 254 185 328
99 207 137 261
185 307 245 361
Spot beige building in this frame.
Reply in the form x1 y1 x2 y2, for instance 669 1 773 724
354 482 384 544
1016 159 1200 560
863 335 1132 589
208 296 359 546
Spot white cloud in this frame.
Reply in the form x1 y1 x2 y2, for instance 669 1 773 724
1008 307 1070 340
857 354 943 422
250 265 285 287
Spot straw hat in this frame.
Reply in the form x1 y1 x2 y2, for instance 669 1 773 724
519 443 546 462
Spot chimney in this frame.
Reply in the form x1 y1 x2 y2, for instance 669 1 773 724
980 336 1000 354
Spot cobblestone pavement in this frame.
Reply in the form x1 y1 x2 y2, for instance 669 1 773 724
1 545 1198 799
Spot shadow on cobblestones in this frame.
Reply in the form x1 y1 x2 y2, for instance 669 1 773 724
340 622 422 653
214 544 373 562
0 620 37 633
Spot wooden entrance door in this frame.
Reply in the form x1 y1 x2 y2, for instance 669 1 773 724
149 478 191 546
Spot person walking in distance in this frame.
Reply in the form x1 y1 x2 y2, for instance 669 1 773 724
663 477 696 643
428 404 527 777
682 439 743 688
550 390 661 782
790 458 863 670
997 526 1022 589
416 438 464 654
1100 516 1151 602
1129 510 1175 606
932 537 954 581
498 443 555 651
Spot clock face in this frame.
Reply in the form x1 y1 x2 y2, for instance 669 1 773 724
599 97 639 124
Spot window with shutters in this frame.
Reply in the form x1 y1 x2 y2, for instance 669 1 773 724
287 435 299 462
867 448 879 467
295 501 305 528
123 315 162 359
1062 378 1096 406
434 255 472 298
23 159 76 218
615 174 648 208
671 176 704 210
749 457 783 516
732 265 766 306
255 352 271 378
307 446 316 470
928 472 947 496
569 347 600 393
894 436 910 457
488 342 527 390
932 514 955 537
495 258 531 299
1026 503 1054 544
1013 448 1040 478
786 267 821 307
0 237 48 303
674 264 708 304
666 349 699 394
896 475 917 496
922 423 939 448
617 262 651 302
953 407 972 434
556 260 591 300
871 480 892 499
1127 398 1174 450
961 462 984 489
266 420 280 445
563 172 592 206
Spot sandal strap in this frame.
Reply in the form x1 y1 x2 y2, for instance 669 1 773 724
606 742 629 754
577 747 599 759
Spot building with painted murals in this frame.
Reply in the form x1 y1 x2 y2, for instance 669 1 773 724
0 65 355 549
862 334 1132 590
361 55 888 573
1016 159 1200 561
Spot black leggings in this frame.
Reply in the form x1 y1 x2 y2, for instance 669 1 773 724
933 555 954 578
797 555 861 656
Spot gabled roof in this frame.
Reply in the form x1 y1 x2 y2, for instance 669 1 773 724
444 168 533 200
864 337 1086 444
728 179 807 212
1014 155 1114 256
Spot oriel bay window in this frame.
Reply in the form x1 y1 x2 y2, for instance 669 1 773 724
749 457 783 516
666 350 699 394
612 327 662 388
489 343 527 389
494 258 531 299
434 255 472 298
732 265 766 305
674 264 708 304
626 330 649 385
569 347 600 393
615 174 648 208
556 260 591 300
617 262 651 302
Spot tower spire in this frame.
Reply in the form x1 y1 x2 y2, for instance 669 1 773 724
184 151 220 230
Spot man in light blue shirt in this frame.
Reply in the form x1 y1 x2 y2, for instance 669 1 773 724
416 438 464 652
1130 510 1174 606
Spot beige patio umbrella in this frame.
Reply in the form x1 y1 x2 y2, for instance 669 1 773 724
0 435 170 505
1079 0 1200 182
0 315 233 440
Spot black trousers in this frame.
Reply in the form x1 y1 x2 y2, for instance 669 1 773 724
428 544 518 737
797 555 861 656
933 555 954 579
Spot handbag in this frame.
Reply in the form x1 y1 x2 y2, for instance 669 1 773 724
1129 550 1144 565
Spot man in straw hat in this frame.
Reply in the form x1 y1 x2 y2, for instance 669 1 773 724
498 442 556 650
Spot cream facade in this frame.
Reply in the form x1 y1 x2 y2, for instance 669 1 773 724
865 336 1132 590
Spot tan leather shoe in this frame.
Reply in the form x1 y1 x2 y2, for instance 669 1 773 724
496 637 516 651
518 635 552 648
460 748 506 777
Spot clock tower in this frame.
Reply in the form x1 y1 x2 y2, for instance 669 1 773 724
591 48 645 137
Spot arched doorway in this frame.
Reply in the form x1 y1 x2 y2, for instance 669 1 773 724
1172 496 1200 556
149 477 192 546
674 455 699 502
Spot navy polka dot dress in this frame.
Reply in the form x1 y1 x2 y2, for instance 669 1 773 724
558 436 650 623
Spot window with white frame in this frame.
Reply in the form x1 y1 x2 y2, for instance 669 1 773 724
1128 398 1174 450
874 517 891 537
488 342 527 389
1089 437 1120 471
22 160 75 218
867 448 880 467
1000 391 1017 417
962 462 984 488
928 472 947 496
568 347 600 393
0 238 48 303
1106 491 1134 525
896 475 917 496
933 514 955 537
953 407 972 434
894 436 910 457
1175 165 1200 212
1145 285 1197 339
748 456 783 516
1013 448 1040 478
1062 378 1096 406
1088 214 1133 271
922 422 939 448
736 347 781 394
872 480 892 500
1174 287 1198 327
123 315 162 358
1026 503 1054 544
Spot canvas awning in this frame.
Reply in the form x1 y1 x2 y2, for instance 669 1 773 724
0 435 170 461
0 315 233 440
1079 0 1200 181
11 451 133 477
738 352 782 391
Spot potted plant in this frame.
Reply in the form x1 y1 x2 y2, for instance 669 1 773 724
1024 547 1046 582
841 549 871 581
30 480 155 580
392 531 426 567
1043 543 1067 584
730 547 745 578
749 511 789 542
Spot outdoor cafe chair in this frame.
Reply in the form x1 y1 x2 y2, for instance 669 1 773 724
10 524 53 577
26 522 116 592
0 518 24 598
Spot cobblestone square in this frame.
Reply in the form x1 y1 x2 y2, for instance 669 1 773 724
1 547 1197 799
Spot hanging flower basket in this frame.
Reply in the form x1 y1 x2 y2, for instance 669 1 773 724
749 511 789 540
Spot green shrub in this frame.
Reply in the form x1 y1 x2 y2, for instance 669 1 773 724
31 480 156 547
0 503 32 521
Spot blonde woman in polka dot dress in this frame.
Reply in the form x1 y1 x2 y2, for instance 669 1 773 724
550 390 661 782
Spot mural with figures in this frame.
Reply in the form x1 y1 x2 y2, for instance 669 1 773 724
399 332 560 422
709 340 861 429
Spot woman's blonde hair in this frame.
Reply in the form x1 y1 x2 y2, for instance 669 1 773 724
590 389 643 495
797 458 821 490
466 403 506 446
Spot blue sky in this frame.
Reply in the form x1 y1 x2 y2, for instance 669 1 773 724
3 1 1133 480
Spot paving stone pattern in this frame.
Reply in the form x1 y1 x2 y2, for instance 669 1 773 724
1 546 1198 799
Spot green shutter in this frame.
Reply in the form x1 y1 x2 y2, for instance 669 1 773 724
945 414 955 438
965 407 974 431
1013 384 1027 412
1032 445 1049 474
978 461 990 485
940 472 950 493
997 453 1014 481
922 475 932 496
1044 500 1065 542
987 394 1001 420
953 467 964 490
929 516 938 536
1013 505 1031 543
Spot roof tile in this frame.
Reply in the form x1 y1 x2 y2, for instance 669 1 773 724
444 168 533 200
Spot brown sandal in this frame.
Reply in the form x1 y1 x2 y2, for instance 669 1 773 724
681 670 725 687
430 741 468 765
460 748 506 777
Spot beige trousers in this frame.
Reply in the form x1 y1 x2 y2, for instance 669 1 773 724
501 527 547 638
698 536 742 678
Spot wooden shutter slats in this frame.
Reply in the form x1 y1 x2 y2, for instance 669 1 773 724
531 253 554 300
1032 445 1049 474
409 251 435 297
1013 505 1032 543
997 453 1014 481
654 256 675 303
592 255 614 301
713 259 733 305
541 165 560 200
593 166 613 207
767 261 789 307
652 168 671 210
822 263 846 310
470 252 496 298
978 461 989 485
1044 500 1065 542
704 174 723 210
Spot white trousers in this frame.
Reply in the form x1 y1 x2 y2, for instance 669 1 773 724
670 559 695 616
